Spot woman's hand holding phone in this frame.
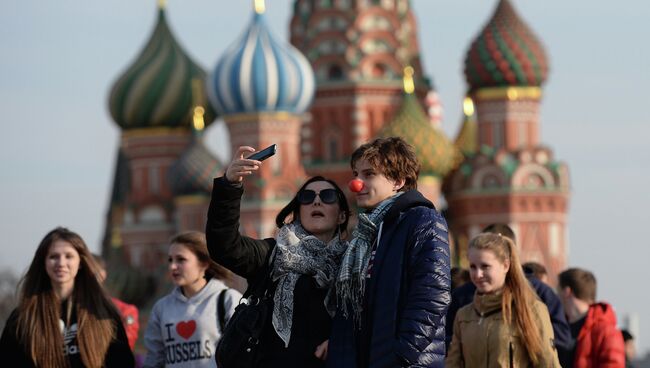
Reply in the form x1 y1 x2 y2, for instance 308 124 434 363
225 146 261 183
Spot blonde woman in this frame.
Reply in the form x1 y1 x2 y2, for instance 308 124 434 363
446 233 560 367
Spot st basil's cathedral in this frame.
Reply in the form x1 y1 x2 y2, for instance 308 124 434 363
102 0 570 307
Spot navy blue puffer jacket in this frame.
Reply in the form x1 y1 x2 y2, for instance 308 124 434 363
327 190 451 368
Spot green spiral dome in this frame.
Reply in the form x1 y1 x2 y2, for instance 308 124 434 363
108 8 216 130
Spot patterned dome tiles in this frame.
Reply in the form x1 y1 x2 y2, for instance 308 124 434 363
464 0 548 90
168 136 222 196
379 94 459 178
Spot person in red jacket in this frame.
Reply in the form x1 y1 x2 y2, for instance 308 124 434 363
94 254 140 351
558 267 625 368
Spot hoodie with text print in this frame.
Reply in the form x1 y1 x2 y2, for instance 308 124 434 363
144 278 241 368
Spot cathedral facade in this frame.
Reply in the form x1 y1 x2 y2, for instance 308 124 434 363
103 0 569 304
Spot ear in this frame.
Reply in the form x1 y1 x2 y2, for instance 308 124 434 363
199 260 210 274
393 178 406 192
503 258 510 273
561 286 573 298
337 211 347 225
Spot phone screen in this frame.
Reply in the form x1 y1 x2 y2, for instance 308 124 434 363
247 144 277 161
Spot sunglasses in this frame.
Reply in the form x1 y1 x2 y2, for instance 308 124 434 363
297 189 339 205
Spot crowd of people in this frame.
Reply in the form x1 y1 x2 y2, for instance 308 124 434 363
0 137 637 367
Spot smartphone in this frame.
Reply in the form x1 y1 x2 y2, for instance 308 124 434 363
246 144 277 161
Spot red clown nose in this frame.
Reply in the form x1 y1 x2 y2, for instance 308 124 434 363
348 179 364 193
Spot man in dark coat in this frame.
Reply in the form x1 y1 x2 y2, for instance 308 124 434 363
327 137 451 368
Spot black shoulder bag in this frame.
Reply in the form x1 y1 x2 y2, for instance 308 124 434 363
215 250 275 368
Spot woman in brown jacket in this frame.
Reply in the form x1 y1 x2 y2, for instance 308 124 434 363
446 233 560 368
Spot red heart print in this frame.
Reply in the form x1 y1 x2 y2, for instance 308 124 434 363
176 320 196 340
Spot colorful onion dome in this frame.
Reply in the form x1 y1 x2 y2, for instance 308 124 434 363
464 0 548 91
168 123 222 196
378 68 459 178
108 6 217 130
208 3 315 116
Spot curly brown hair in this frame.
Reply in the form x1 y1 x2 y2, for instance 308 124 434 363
350 137 420 191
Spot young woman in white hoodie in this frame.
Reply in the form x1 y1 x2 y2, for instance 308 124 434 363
144 232 242 368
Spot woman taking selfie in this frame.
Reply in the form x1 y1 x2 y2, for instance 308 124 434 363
446 233 560 367
0 227 134 367
143 231 241 368
206 146 350 368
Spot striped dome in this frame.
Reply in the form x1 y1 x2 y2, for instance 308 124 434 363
208 10 315 116
379 93 460 178
168 135 223 196
464 0 548 91
108 7 217 130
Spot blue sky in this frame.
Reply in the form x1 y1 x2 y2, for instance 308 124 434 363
1 0 649 354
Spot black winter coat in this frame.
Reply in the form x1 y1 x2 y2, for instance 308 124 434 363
206 176 331 368
0 306 134 368
327 190 451 368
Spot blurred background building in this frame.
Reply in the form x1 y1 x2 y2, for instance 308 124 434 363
101 0 570 345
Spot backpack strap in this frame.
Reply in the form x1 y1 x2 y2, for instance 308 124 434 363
217 289 227 332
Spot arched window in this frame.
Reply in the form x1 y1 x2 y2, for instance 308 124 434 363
482 174 501 188
360 15 391 31
371 63 386 78
328 138 339 161
319 0 333 8
328 65 344 80
148 166 160 194
139 206 165 223
324 130 341 161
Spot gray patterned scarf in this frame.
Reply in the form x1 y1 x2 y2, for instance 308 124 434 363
334 193 402 323
270 222 347 347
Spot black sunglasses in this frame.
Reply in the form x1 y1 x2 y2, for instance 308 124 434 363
297 189 339 205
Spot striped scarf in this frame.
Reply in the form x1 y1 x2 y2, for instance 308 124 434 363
334 193 402 323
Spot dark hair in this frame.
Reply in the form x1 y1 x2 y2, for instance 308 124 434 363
482 223 516 244
558 268 597 303
450 267 471 291
621 329 634 342
170 231 231 281
16 227 119 367
92 253 106 269
275 176 351 234
523 261 548 279
350 137 420 191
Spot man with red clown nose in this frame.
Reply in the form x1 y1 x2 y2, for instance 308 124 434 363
327 137 451 368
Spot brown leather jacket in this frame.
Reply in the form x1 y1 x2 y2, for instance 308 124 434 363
446 292 560 368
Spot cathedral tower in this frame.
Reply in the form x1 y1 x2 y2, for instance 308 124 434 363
290 0 432 185
446 0 570 282
379 67 459 207
106 3 217 277
208 0 314 237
